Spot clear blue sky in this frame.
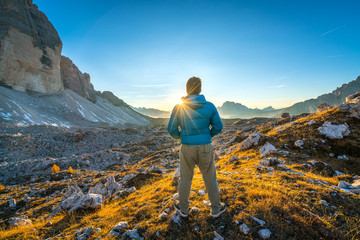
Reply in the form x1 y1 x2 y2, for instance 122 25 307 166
34 0 360 111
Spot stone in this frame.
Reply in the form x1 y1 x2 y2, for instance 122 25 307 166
252 216 266 226
122 229 143 240
158 212 167 220
338 181 354 189
239 223 250 235
169 211 182 226
258 229 271 239
45 222 52 227
172 193 179 201
190 207 200 214
307 120 316 125
9 216 32 227
0 0 63 94
60 56 97 102
8 198 16 209
349 102 360 119
346 91 360 104
295 140 304 148
239 133 263 150
318 122 350 139
352 179 360 188
106 176 123 197
214 231 224 240
113 221 128 231
260 142 277 157
319 200 329 206
203 200 211 207
337 155 349 160
69 194 102 213
126 187 136 193
108 230 120 237
88 182 107 197
198 190 206 195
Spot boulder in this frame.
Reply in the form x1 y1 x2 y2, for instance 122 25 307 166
0 0 63 93
60 56 97 102
295 140 304 148
9 216 32 228
260 142 277 157
112 221 128 231
239 223 250 235
345 91 360 104
69 194 102 213
239 133 263 150
122 229 143 240
258 229 271 239
318 122 350 139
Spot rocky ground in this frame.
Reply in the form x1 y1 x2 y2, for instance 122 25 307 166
0 93 360 240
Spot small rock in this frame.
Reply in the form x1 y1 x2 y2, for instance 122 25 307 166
319 200 329 206
158 212 167 220
172 193 179 201
126 187 136 193
337 155 349 160
190 207 200 214
338 181 354 189
8 199 16 210
198 190 206 195
108 230 120 237
252 216 266 226
9 216 32 227
214 231 224 240
113 221 128 231
239 223 250 235
260 142 277 157
169 211 182 226
203 200 211 207
45 222 52 227
295 140 304 148
258 229 271 239
122 228 143 240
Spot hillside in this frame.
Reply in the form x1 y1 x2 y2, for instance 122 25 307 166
0 86 150 127
0 93 359 239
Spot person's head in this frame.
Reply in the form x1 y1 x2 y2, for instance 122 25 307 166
186 77 202 95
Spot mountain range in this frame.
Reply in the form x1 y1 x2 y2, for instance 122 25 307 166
210 75 360 119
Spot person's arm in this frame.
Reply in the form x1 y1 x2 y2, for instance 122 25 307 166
168 105 181 139
210 104 223 137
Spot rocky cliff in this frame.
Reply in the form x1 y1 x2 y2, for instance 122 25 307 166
0 0 63 93
60 56 97 103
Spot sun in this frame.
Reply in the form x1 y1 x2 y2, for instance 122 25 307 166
177 99 183 105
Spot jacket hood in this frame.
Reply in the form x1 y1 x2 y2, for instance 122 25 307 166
181 95 207 110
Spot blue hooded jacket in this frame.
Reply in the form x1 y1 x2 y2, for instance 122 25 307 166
167 94 223 145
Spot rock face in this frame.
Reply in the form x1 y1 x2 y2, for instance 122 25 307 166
60 56 97 102
0 0 63 93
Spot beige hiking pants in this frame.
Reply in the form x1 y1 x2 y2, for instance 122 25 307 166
178 143 222 215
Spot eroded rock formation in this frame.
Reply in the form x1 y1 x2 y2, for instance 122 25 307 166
60 56 97 102
0 0 63 93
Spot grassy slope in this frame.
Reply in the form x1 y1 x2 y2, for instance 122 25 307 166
1 108 360 240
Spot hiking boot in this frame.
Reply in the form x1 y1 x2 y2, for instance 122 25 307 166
211 204 226 218
174 203 189 217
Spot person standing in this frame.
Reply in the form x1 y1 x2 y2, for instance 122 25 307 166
168 76 226 218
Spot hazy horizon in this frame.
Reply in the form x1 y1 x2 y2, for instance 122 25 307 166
34 0 360 111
